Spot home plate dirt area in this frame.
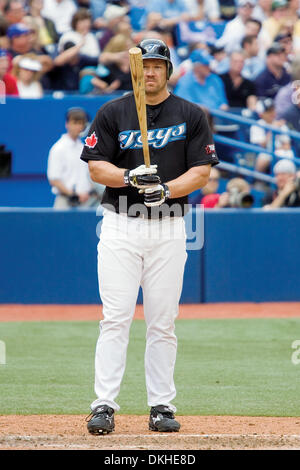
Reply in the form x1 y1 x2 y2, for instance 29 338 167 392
1 303 300 450
1 415 300 450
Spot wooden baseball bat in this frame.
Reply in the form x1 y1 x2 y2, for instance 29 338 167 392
129 47 151 168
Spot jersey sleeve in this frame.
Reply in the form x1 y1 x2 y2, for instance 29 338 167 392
186 107 219 169
80 105 119 163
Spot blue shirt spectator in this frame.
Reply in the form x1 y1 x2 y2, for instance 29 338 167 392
146 0 188 18
89 0 106 21
174 49 228 110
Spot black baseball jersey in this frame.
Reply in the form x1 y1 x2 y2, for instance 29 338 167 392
81 92 219 217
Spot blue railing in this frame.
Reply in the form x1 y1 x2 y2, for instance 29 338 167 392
210 108 300 172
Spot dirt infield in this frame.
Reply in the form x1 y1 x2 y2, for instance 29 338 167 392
1 415 300 450
1 302 300 322
1 302 300 450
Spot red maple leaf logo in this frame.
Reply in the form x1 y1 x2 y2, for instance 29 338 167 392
205 144 215 154
85 131 98 149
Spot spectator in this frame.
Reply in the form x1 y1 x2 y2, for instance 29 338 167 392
58 8 100 60
220 50 257 110
254 42 290 99
252 0 272 22
174 48 228 110
6 22 53 75
184 0 221 23
80 33 134 94
47 107 94 209
216 0 256 54
0 0 7 14
261 0 289 49
275 57 300 118
99 3 131 50
190 167 222 208
241 34 265 79
46 38 99 91
3 0 25 25
213 177 254 208
41 0 77 36
24 0 59 54
11 53 43 97
166 40 208 87
274 30 294 66
243 16 272 59
145 0 192 36
0 16 9 49
218 0 237 21
250 97 294 173
244 17 262 37
281 80 300 156
209 44 229 75
263 158 300 208
89 0 106 31
7 22 35 57
0 47 18 94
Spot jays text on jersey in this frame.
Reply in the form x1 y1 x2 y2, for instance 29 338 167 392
81 92 219 216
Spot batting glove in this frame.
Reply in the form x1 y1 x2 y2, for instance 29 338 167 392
142 184 170 207
124 164 161 189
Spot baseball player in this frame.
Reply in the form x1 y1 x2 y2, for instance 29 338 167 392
81 38 219 434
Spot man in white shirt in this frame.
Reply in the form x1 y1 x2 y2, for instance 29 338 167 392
42 0 77 35
216 0 257 53
47 107 94 209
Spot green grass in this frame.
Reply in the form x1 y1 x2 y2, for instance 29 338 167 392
0 319 299 416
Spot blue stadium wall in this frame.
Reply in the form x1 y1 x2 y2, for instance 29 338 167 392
0 208 299 304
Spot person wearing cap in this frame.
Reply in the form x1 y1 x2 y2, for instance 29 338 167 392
6 22 53 79
216 0 256 54
250 97 294 174
254 41 290 98
11 53 43 97
262 158 300 208
174 48 228 110
6 22 34 57
0 48 19 95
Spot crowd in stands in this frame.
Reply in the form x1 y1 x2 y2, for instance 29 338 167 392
1 0 300 208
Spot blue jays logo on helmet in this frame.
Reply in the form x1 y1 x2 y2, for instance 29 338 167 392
137 38 173 79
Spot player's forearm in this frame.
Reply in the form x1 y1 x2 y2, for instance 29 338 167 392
166 165 211 199
88 160 126 187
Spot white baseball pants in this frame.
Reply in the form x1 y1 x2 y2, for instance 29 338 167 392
91 209 187 412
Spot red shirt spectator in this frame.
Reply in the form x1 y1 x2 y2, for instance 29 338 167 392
3 71 19 94
201 193 221 208
0 48 19 95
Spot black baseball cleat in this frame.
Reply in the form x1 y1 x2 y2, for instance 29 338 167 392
149 405 181 432
86 405 115 435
